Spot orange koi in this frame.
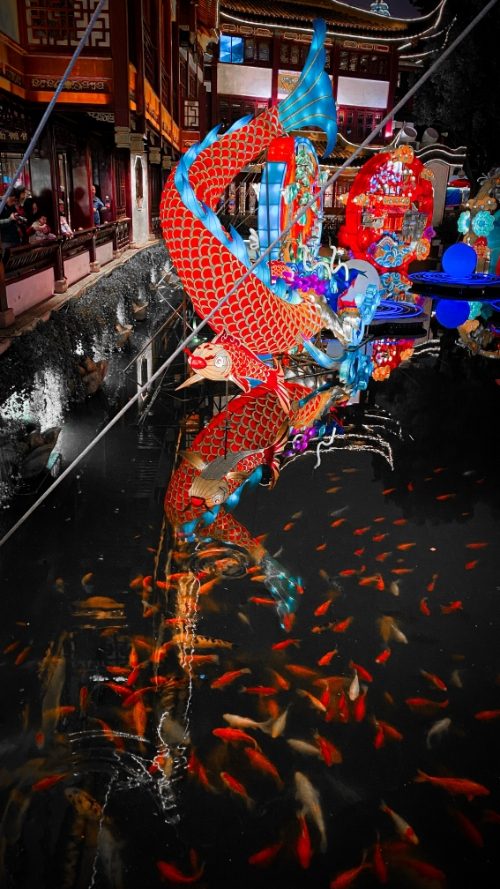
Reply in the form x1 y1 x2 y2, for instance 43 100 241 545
330 857 370 889
378 720 403 742
150 642 172 664
211 668 251 689
465 560 478 570
93 717 125 751
316 543 327 552
375 551 391 562
199 578 221 594
436 493 455 501
391 568 413 575
297 689 327 713
415 770 489 800
374 721 385 749
314 599 333 617
318 650 338 667
393 518 408 526
372 533 388 542
242 686 277 696
43 705 76 720
353 688 367 722
375 648 391 665
420 670 447 692
426 573 439 592
244 747 283 786
315 733 342 765
32 773 68 792
440 600 463 614
466 542 488 549
123 686 155 708
283 522 295 531
353 547 365 557
184 654 219 665
156 858 204 884
3 641 20 654
296 815 312 869
269 669 290 691
249 575 267 583
353 527 371 536
339 569 357 577
331 518 346 528
406 697 449 714
14 646 32 666
272 638 301 651
373 516 385 523
474 710 500 721
451 809 484 847
106 665 131 676
220 771 252 806
358 575 384 590
397 543 416 551
404 859 446 884
129 574 144 589
249 596 276 606
248 842 283 867
382 488 396 495
419 597 431 616
187 750 211 790
126 664 143 687
212 727 260 748
286 664 318 679
327 486 341 494
332 617 353 633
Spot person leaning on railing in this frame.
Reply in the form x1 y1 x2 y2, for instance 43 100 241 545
0 188 24 258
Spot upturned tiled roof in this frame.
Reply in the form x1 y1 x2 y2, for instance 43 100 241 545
220 1 409 34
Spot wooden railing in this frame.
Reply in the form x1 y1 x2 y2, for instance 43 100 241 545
4 218 131 284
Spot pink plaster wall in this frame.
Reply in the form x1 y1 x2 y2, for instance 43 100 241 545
7 268 55 316
64 252 91 286
96 242 114 265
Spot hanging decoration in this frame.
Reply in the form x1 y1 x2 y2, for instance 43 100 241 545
457 167 500 273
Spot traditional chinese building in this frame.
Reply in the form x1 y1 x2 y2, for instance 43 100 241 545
0 0 217 324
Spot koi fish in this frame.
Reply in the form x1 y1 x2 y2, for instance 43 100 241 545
315 733 342 766
465 560 478 570
296 815 312 869
318 650 338 667
211 668 251 689
380 801 419 844
212 727 260 749
220 771 253 807
406 697 449 714
156 858 204 884
474 710 500 720
272 638 301 651
375 648 392 665
32 773 68 792
440 600 463 614
419 597 431 616
414 770 490 800
330 855 370 889
244 747 283 787
331 617 354 633
295 771 327 852
420 670 447 692
403 859 446 884
248 842 283 867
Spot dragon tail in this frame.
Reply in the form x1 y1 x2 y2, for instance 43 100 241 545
278 19 337 157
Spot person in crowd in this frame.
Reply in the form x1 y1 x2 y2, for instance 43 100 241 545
91 184 104 226
0 188 24 256
58 200 73 237
27 213 57 244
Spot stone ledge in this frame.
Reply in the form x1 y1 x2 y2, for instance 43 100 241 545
0 240 162 342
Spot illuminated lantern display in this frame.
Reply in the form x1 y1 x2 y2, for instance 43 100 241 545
371 338 415 381
457 168 500 273
258 135 323 264
338 145 434 297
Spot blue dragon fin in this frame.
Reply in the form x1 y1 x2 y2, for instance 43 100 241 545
302 336 339 369
278 19 337 157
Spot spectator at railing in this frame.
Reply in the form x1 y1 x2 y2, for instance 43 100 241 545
91 185 104 226
0 188 24 256
58 200 74 238
27 214 57 245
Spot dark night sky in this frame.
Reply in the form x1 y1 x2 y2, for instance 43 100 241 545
350 0 420 17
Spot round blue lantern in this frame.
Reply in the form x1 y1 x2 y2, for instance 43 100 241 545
442 243 477 277
435 299 470 328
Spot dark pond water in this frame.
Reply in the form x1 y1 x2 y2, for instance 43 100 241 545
0 338 499 889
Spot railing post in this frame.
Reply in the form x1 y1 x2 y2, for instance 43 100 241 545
89 230 100 272
0 258 15 328
112 221 120 258
53 240 68 294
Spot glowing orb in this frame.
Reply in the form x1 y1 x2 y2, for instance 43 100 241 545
435 299 470 328
441 243 477 278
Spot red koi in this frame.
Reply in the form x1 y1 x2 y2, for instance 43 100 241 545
330 857 370 889
331 518 346 528
475 709 500 720
156 858 204 883
220 771 252 806
440 600 463 614
350 661 373 683
466 542 488 549
406 697 448 714
451 809 484 847
375 648 391 665
122 686 155 708
382 487 396 495
187 750 211 790
296 815 312 869
353 526 371 536
373 533 388 542
212 727 260 748
318 649 338 667
32 773 67 792
427 573 438 592
380 801 419 844
375 551 391 562
354 547 365 557
314 599 333 616
339 569 357 576
286 664 318 679
242 686 277 696
393 518 408 526
248 842 283 867
420 670 447 692
331 617 353 633
436 493 455 501
415 771 490 800
211 668 251 689
372 839 388 884
397 542 416 551
315 733 342 765
14 646 32 666
419 597 431 616
244 747 283 786
404 859 445 884
271 638 300 651
465 560 478 570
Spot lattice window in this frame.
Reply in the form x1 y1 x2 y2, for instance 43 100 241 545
184 100 199 129
25 0 110 49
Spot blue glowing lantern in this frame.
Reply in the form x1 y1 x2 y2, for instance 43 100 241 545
435 299 470 328
441 243 477 278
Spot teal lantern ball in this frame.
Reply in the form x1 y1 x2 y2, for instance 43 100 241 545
435 299 470 328
442 242 477 277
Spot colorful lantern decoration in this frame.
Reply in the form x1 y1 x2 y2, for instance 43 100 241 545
457 168 500 272
371 338 415 381
338 145 434 297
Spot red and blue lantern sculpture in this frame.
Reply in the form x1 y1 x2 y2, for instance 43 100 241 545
159 20 428 625
338 145 434 298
